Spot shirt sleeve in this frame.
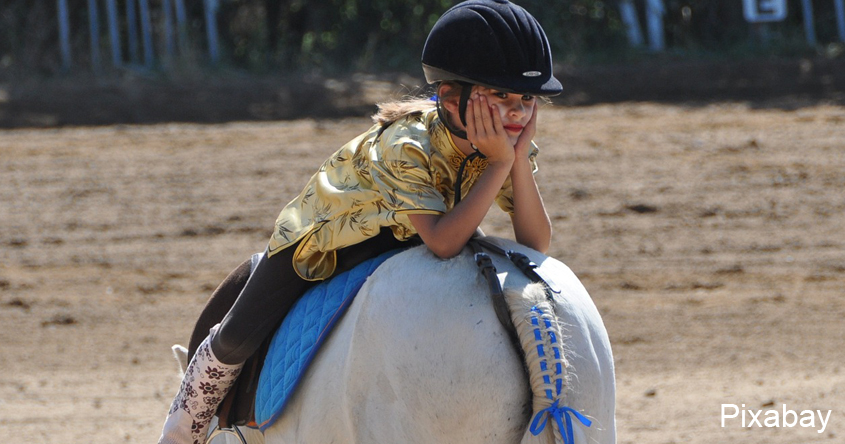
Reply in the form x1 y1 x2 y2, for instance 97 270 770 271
370 135 448 215
495 143 540 214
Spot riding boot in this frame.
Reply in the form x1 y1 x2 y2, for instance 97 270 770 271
158 329 242 444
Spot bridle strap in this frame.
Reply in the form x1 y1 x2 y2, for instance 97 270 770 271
466 236 566 373
467 239 521 349
468 237 562 295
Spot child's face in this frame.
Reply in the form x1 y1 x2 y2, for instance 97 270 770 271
442 84 537 147
473 86 537 146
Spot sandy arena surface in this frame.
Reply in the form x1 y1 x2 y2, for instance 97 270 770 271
1 100 844 443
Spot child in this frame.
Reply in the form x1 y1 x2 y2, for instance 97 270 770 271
159 1 562 443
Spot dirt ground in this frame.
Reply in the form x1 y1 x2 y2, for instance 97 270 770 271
1 68 844 443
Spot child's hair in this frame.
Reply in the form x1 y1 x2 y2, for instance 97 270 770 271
371 81 463 126
370 97 433 125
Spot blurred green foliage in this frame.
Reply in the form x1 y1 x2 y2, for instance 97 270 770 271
219 0 628 72
0 0 842 79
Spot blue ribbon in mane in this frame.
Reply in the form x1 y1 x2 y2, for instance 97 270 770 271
529 399 592 444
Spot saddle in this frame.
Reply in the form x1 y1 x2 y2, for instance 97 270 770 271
189 236 562 431
188 229 414 430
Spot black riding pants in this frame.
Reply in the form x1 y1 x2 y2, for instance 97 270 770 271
209 229 410 365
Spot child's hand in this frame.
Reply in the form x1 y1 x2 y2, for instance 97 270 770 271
513 102 538 162
465 95 514 166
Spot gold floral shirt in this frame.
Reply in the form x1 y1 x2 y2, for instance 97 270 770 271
268 108 539 280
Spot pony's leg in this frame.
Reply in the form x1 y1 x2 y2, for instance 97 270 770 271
159 327 243 444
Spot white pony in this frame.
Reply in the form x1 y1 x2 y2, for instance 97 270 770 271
177 237 615 444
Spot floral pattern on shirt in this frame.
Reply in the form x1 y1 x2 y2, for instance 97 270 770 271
267 108 539 281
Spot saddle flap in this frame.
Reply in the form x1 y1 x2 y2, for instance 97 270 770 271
254 249 401 431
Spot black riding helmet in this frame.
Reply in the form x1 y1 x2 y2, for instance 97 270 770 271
423 0 562 96
422 0 562 139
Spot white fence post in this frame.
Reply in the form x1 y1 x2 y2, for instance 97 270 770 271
204 0 221 64
105 0 122 67
57 0 72 72
645 0 665 52
126 0 140 64
618 0 644 48
834 0 845 42
139 0 154 68
801 0 817 46
174 0 189 55
87 0 101 72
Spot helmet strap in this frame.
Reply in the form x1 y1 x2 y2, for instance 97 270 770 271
453 150 484 207
435 81 473 140
449 82 485 207
457 81 473 127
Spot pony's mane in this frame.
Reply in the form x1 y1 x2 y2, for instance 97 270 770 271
506 283 573 444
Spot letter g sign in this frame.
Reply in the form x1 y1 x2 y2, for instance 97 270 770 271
743 0 787 22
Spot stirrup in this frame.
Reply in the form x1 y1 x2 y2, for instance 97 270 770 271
206 424 248 444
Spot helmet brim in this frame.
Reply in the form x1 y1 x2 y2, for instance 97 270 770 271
422 64 563 97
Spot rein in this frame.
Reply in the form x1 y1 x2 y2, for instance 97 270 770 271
465 236 561 344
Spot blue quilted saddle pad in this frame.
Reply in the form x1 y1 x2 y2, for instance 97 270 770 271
255 249 400 431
